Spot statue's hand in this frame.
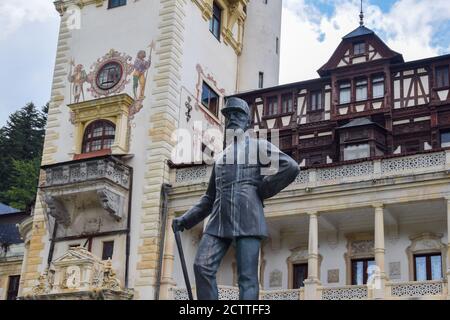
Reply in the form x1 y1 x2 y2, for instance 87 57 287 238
172 217 186 233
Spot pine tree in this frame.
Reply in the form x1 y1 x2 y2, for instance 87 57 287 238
0 103 48 210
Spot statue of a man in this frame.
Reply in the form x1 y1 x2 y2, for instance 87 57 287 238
173 97 300 300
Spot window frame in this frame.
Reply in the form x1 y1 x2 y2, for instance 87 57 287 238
343 143 370 161
265 95 279 117
108 0 127 9
201 81 220 118
372 75 385 99
258 72 264 89
82 120 116 154
353 42 366 56
351 258 375 285
281 93 294 114
209 2 222 41
413 253 443 281
292 263 308 289
309 90 323 112
6 275 20 300
440 130 450 148
339 81 352 105
435 65 450 88
355 78 368 102
102 241 115 261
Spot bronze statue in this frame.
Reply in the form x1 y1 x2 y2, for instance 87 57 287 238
173 97 300 300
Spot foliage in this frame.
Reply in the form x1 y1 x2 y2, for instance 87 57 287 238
0 103 48 211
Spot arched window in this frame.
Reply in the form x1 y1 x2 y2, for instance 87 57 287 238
82 120 116 153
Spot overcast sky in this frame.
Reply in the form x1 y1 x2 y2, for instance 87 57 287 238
1 0 450 127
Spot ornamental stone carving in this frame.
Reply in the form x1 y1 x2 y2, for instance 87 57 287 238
44 195 71 227
26 247 132 300
97 189 123 221
269 269 282 288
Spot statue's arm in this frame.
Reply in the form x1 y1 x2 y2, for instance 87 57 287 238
181 165 216 230
258 142 300 200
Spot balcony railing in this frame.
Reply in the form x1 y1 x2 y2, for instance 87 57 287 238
171 286 303 300
42 156 131 190
172 281 448 300
320 285 368 300
387 280 446 299
172 150 450 189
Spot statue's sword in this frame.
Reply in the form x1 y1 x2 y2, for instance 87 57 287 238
174 230 194 300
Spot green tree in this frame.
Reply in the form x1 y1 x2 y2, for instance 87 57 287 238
2 158 41 211
0 103 48 210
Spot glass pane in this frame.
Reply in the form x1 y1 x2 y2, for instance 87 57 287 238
415 256 427 281
344 144 370 161
355 261 364 285
93 127 103 137
201 84 210 106
356 85 367 101
431 255 442 280
340 88 351 104
373 82 384 98
441 132 450 147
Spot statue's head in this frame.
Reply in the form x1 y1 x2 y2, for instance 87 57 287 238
221 97 251 132
137 50 146 59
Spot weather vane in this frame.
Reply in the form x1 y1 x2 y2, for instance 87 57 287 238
359 0 364 26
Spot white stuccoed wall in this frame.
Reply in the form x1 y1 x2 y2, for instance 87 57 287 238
238 0 282 91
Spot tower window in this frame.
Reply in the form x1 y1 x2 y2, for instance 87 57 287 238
372 76 385 98
436 66 449 88
258 72 264 89
339 82 351 104
108 0 127 9
201 82 220 117
356 78 368 101
276 37 279 55
310 91 323 111
82 120 116 153
353 42 365 55
210 2 222 41
96 62 122 90
102 241 115 260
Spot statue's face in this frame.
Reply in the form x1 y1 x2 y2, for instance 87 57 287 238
224 110 249 131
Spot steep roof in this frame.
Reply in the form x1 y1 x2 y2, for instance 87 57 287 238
342 25 375 39
0 203 19 216
0 223 22 245
338 117 374 129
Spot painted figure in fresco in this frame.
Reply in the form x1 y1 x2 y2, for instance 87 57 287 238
68 59 87 103
133 49 152 101
173 98 300 300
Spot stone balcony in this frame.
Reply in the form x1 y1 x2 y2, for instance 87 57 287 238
40 156 131 232
170 149 450 190
172 281 448 300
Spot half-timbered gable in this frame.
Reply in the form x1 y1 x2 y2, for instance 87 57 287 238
234 24 450 168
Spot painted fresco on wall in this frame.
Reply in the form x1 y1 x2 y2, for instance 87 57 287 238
129 41 155 118
68 60 88 103
68 41 156 120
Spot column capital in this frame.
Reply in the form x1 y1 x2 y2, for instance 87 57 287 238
372 203 384 209
307 211 319 217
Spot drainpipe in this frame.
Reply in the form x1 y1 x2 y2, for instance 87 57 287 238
154 183 172 300
124 166 133 289
47 221 59 267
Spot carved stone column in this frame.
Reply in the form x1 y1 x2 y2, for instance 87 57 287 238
159 216 176 300
304 212 321 300
373 203 387 299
